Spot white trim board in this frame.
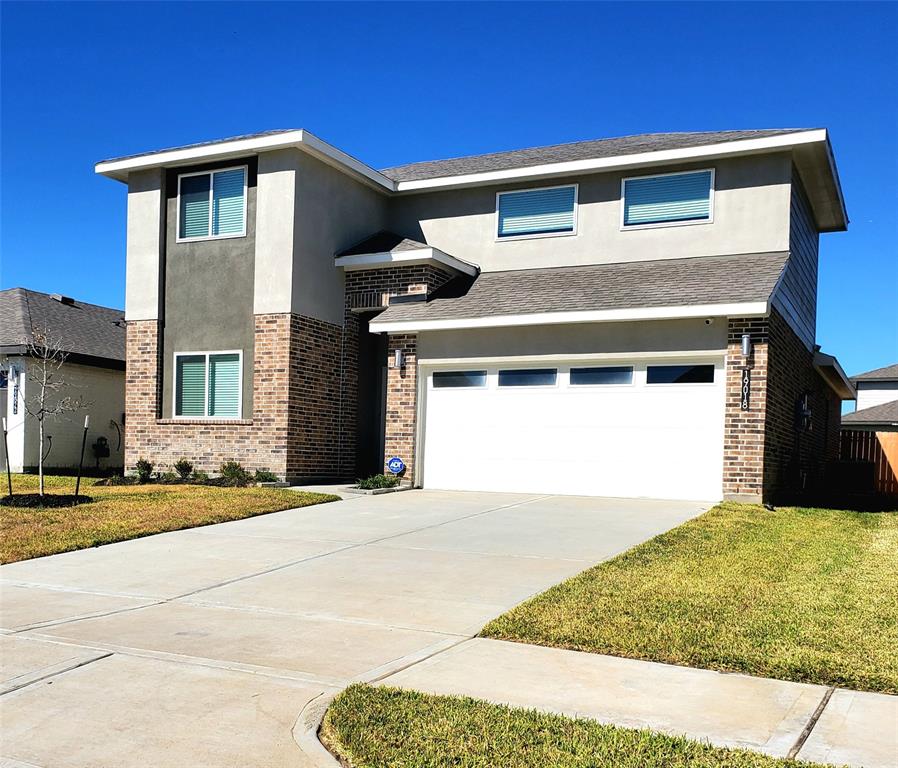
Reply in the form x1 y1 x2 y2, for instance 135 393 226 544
369 302 770 333
334 247 479 276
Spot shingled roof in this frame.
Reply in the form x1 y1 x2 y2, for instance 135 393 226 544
379 129 811 182
0 288 125 365
371 251 789 327
851 363 898 382
842 400 898 427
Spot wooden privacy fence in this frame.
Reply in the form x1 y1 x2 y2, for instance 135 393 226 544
839 429 898 495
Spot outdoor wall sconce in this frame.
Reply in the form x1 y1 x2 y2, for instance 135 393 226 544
393 349 404 369
741 333 752 360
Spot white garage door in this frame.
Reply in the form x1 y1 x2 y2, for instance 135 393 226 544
420 359 726 501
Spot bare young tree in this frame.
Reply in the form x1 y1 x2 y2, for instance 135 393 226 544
23 327 87 496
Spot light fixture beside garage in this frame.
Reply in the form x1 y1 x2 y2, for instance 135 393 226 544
393 349 404 369
741 333 752 359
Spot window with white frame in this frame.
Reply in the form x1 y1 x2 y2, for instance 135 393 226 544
175 351 242 418
178 166 247 241
622 169 713 228
497 185 577 239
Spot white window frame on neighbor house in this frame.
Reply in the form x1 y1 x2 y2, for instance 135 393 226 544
620 168 715 231
176 165 248 243
495 183 579 242
172 350 243 419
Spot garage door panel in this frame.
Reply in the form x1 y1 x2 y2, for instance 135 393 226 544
421 361 725 501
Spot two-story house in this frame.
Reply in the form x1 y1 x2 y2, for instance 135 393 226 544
96 128 854 503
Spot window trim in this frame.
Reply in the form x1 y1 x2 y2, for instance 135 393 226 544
620 168 715 231
173 350 243 419
645 363 717 386
431 370 488 390
495 183 579 242
568 365 635 388
176 165 248 243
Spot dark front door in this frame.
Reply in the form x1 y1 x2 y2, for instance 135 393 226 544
356 315 388 478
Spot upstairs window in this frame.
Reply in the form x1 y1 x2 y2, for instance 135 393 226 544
622 169 713 228
497 185 577 239
175 351 242 418
178 167 247 241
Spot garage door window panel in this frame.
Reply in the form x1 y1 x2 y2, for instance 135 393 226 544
498 368 558 387
570 366 634 386
432 370 488 388
646 364 715 385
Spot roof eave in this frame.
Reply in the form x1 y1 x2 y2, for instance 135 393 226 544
814 351 856 400
95 130 397 193
334 248 479 277
369 301 770 334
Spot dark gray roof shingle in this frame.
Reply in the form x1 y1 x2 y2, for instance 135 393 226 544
841 400 898 426
380 129 812 182
337 231 429 257
851 363 898 382
374 251 789 324
0 288 125 363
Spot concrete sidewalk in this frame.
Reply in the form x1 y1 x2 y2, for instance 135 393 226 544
378 638 898 768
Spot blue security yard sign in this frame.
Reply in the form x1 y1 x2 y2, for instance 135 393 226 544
387 456 406 475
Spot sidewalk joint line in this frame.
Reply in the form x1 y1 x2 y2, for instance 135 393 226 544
0 651 113 697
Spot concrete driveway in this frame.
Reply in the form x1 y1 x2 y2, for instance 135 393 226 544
1 490 705 767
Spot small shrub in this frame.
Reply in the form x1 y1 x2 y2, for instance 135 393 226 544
95 474 136 487
191 469 209 483
173 458 194 480
254 469 279 483
135 458 154 483
218 461 253 487
356 473 400 490
158 471 178 483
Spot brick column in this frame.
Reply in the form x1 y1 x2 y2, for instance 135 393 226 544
384 333 418 482
124 320 161 473
722 317 769 503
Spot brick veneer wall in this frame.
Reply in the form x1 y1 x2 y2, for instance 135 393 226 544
723 317 770 501
723 309 841 503
126 313 347 480
383 333 418 481
763 309 841 501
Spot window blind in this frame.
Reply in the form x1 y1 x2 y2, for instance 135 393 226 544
212 169 246 236
498 186 576 237
623 171 712 226
209 353 240 417
176 355 206 416
179 175 211 239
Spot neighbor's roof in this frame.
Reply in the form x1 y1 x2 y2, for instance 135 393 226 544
841 400 898 426
0 288 125 364
370 251 789 331
851 363 898 382
379 129 811 182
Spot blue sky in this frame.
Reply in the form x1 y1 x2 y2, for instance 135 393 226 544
2 1 896 379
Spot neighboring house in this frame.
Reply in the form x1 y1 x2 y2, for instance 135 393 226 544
0 288 125 473
96 128 855 503
842 363 898 430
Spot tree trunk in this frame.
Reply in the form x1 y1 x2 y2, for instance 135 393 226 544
38 419 44 496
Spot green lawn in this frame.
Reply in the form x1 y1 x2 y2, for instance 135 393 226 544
322 684 832 768
483 502 898 694
1 474 338 563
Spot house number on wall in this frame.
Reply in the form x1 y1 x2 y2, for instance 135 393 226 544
740 368 751 411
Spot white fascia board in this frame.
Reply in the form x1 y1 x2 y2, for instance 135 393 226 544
334 248 479 276
95 130 396 191
393 131 829 193
369 301 770 333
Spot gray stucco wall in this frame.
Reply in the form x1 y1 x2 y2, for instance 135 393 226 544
292 151 387 325
417 318 728 361
160 158 258 418
388 153 793 273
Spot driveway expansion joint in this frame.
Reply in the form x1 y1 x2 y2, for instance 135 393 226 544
787 686 836 759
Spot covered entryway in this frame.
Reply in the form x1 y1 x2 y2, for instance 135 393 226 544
420 359 726 500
